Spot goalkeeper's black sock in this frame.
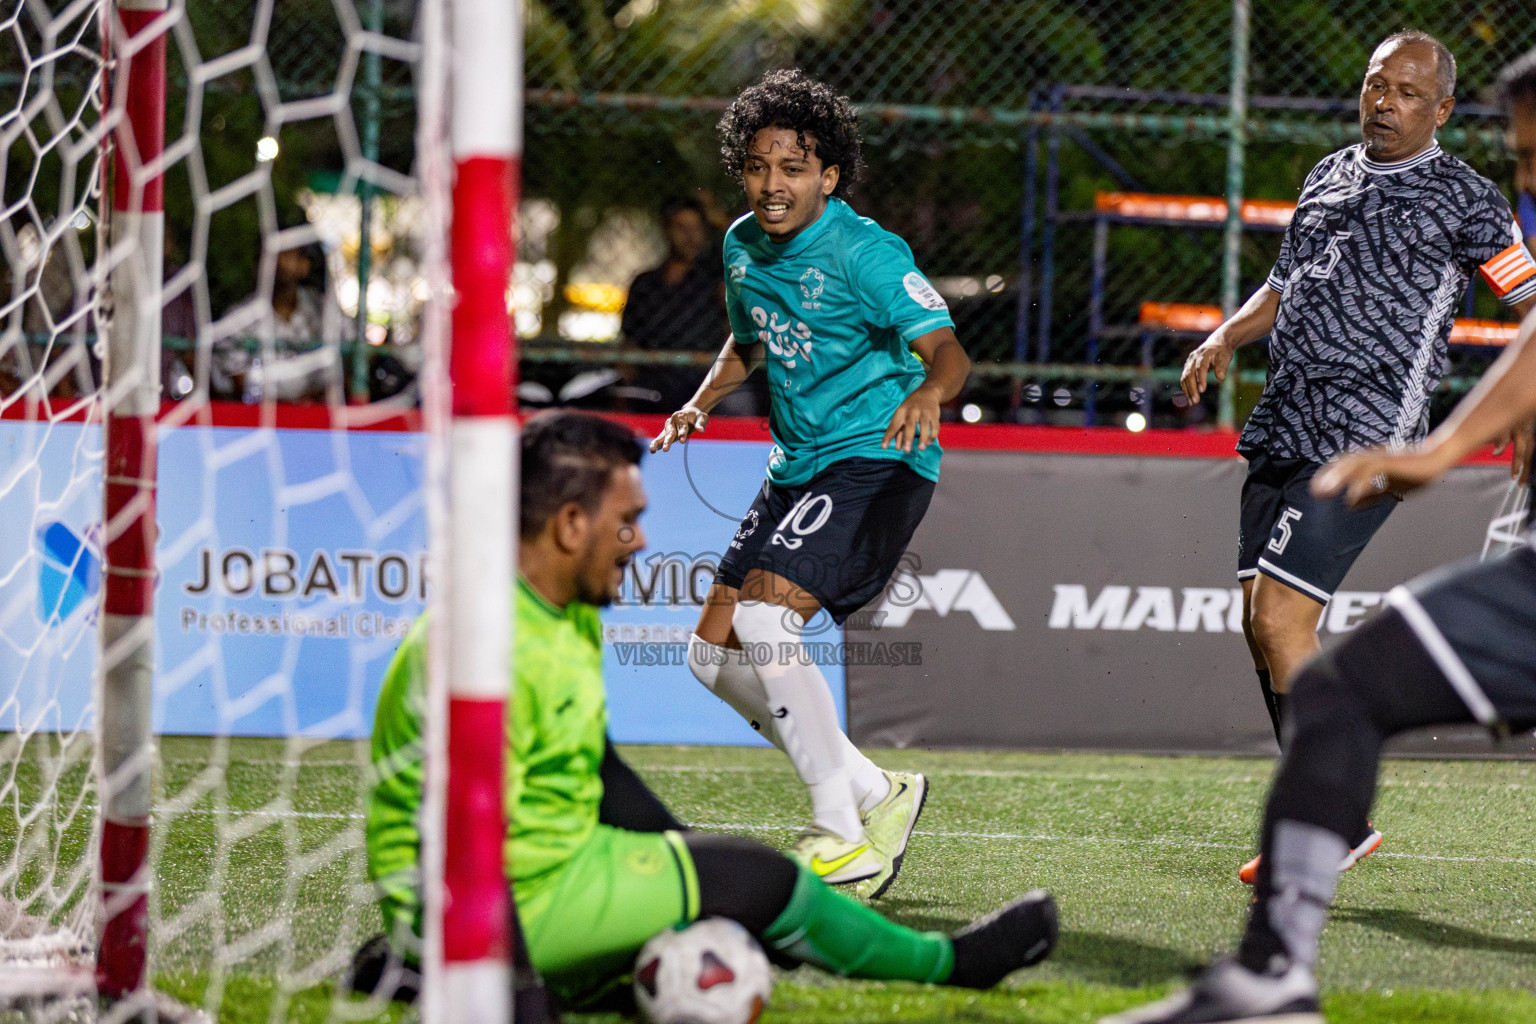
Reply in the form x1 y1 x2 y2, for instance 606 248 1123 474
1257 669 1285 747
1236 912 1289 973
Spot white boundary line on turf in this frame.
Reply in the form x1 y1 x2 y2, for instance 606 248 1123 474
35 802 1536 867
164 808 364 820
157 759 368 768
14 803 370 822
154 760 1536 794
635 764 1532 790
692 822 1536 868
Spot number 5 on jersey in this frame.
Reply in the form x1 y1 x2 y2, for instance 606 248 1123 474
1307 231 1352 280
771 493 834 550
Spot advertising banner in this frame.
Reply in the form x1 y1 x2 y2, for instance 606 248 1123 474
0 424 834 743
1 422 430 740
848 450 1534 755
156 425 429 738
603 436 847 746
4 420 1524 753
1 421 104 739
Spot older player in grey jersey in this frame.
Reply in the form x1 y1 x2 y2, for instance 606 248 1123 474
1180 30 1536 884
1104 48 1536 1024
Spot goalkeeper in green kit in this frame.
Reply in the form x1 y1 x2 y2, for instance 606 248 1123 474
362 412 1056 1004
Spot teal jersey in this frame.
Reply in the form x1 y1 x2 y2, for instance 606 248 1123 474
723 198 953 486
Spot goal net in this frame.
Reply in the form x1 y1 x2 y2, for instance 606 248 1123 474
0 0 512 1019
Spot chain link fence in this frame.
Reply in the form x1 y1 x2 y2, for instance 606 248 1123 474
522 0 1536 426
3 0 1532 422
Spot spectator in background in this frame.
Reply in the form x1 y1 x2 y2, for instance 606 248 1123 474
620 195 734 412
0 222 90 399
215 239 351 404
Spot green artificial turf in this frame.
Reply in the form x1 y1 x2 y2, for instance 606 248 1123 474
8 739 1536 1021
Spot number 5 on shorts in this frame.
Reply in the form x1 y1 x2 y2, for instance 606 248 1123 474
1268 507 1303 556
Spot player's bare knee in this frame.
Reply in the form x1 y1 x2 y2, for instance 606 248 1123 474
1241 618 1267 669
695 582 740 646
1247 597 1293 655
1238 581 1268 669
1249 586 1318 654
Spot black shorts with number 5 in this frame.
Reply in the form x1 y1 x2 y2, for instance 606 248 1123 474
1237 449 1397 603
715 457 936 624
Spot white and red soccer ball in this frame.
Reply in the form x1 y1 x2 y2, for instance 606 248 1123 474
634 917 773 1024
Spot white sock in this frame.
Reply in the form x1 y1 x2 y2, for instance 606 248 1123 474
732 600 865 842
689 634 888 808
854 759 890 811
688 634 785 748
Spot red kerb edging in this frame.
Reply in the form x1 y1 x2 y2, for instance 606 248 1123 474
3 402 1510 464
598 414 1513 465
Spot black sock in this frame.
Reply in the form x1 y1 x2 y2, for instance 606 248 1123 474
1236 907 1288 974
1257 669 1284 747
687 833 799 934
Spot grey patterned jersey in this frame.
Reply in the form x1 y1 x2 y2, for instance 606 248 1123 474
1239 142 1536 463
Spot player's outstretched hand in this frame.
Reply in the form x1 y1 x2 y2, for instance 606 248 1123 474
650 406 708 453
882 384 942 453
1180 336 1234 406
1312 448 1449 508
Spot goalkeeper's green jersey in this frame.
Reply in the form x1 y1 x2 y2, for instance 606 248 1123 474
365 577 608 941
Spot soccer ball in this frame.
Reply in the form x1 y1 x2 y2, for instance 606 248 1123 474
634 917 772 1024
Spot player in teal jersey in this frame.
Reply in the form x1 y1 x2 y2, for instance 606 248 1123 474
651 70 972 899
361 412 1056 1007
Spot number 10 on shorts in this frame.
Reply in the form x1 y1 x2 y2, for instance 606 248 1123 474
771 492 834 550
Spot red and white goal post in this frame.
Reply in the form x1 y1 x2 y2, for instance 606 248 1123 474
431 0 521 1019
0 0 522 1019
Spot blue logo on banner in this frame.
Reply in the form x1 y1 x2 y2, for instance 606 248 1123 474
5 425 838 746
37 521 99 624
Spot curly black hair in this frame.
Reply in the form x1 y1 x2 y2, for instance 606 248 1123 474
717 68 864 200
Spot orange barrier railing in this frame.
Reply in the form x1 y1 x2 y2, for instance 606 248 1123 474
1137 302 1517 347
1095 192 1296 228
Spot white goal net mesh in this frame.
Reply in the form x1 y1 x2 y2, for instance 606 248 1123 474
0 0 448 1019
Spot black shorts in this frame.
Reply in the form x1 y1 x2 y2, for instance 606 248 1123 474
1391 545 1536 733
1237 450 1397 603
715 457 935 624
